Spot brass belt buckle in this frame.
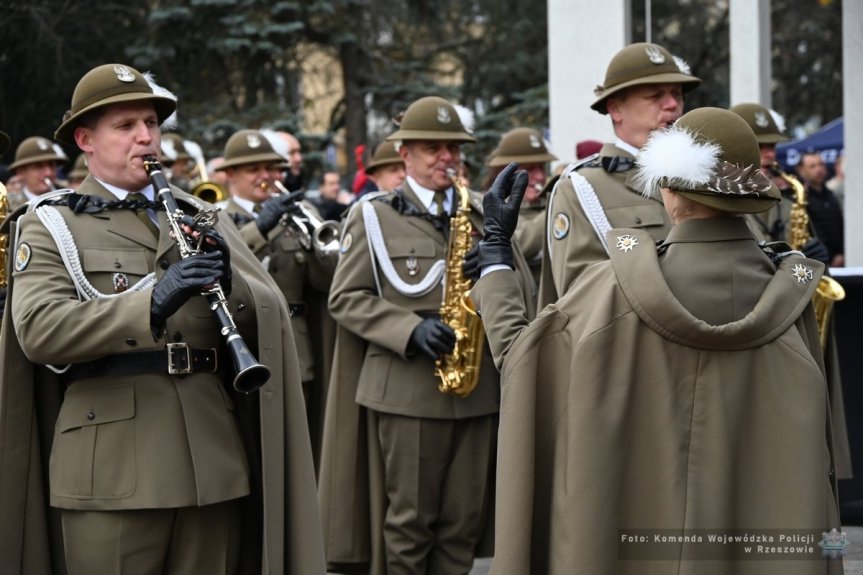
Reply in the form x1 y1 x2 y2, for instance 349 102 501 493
167 342 192 375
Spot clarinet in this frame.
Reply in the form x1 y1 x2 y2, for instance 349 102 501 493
143 156 270 393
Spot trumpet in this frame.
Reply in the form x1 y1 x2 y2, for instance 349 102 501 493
270 180 340 256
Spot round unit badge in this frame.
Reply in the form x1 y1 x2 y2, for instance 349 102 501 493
340 232 353 254
14 242 32 272
552 213 570 240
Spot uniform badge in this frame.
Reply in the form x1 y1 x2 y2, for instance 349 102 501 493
552 213 570 240
645 46 666 64
14 242 31 272
791 263 814 284
340 232 352 254
246 133 262 148
437 106 452 124
406 255 419 277
113 65 136 83
293 251 307 265
112 272 130 293
616 234 639 252
529 133 541 148
754 111 770 128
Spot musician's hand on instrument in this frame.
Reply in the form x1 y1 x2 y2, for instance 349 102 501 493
408 318 456 361
199 228 233 295
255 192 302 235
478 162 527 270
462 243 480 282
151 252 226 335
801 238 830 265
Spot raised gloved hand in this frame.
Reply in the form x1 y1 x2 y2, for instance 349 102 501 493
255 190 304 236
151 252 225 333
801 238 830 265
478 162 528 270
408 318 456 361
462 243 480 282
179 215 233 296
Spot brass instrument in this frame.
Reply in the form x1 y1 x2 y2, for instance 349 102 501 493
271 180 340 257
185 140 227 203
773 162 845 348
435 169 484 397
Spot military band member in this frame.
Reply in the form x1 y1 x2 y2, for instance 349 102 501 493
471 108 842 574
7 135 69 210
485 127 557 285
320 96 535 575
218 128 337 467
0 63 324 574
358 139 407 197
538 42 700 307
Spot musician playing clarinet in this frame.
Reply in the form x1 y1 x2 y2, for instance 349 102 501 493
0 63 325 575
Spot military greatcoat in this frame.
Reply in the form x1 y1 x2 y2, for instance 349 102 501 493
0 177 325 574
472 218 842 575
538 143 671 307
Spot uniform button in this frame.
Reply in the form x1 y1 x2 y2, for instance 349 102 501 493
409 248 416 254
113 261 122 269
125 338 137 346
160 259 169 270
86 411 96 421
173 332 183 342
236 303 247 312
634 217 642 225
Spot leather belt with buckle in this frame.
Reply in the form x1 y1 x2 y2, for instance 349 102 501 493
62 344 219 383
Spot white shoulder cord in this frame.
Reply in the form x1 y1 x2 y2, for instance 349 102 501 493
35 206 157 301
361 201 445 297
568 169 612 254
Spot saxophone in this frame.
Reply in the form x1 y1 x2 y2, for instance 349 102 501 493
435 169 485 397
773 162 845 349
0 180 8 289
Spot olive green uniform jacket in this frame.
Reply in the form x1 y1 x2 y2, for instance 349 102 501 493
538 144 671 308
0 177 325 574
472 218 842 575
319 185 536 572
513 199 546 287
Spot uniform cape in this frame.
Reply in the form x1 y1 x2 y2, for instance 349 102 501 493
0 188 326 574
488 228 842 575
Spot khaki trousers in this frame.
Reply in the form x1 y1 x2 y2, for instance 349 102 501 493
60 499 241 575
375 412 495 575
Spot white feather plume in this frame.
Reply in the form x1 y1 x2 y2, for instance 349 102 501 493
452 104 475 134
260 128 288 157
142 71 178 131
160 136 178 160
672 56 691 76
633 126 720 198
768 109 786 134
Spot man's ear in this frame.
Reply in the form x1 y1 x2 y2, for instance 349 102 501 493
74 126 93 153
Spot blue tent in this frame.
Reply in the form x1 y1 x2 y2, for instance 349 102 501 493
775 116 843 171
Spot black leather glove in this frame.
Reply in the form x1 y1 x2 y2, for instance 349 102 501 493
801 238 830 265
462 243 480 282
255 191 303 236
199 227 232 296
151 252 225 334
408 318 456 361
478 162 528 270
